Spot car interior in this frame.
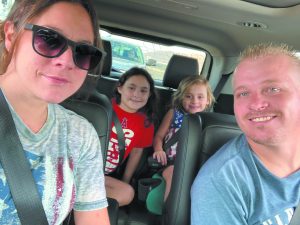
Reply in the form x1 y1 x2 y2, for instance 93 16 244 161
2 0 300 225
87 1 300 224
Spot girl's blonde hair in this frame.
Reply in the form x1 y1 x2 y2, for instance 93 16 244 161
172 75 215 110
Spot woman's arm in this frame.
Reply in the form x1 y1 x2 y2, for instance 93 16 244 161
152 109 173 165
122 147 143 183
74 208 110 225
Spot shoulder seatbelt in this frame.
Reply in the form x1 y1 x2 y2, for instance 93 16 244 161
162 127 181 151
162 110 186 151
213 72 232 100
289 204 300 225
0 89 48 225
112 110 126 164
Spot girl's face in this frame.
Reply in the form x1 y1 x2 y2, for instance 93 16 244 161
117 75 151 113
4 2 94 103
182 83 209 114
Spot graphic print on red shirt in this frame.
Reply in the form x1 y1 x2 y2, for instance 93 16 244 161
105 101 154 174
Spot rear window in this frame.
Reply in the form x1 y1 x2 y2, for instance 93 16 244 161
0 0 14 20
101 30 206 82
111 40 145 64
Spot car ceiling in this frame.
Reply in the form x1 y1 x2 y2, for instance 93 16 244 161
94 0 300 57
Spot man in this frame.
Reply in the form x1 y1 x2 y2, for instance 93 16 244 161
191 43 300 225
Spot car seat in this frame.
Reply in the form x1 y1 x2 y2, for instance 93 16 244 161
156 54 199 122
61 43 119 225
162 112 241 225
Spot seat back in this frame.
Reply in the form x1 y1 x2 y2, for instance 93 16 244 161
61 92 112 163
156 54 199 121
97 40 119 98
162 113 202 225
213 94 234 115
162 112 241 225
197 112 241 168
163 54 199 89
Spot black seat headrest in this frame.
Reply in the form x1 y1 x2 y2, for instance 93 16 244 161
162 55 199 89
102 40 112 76
197 112 242 168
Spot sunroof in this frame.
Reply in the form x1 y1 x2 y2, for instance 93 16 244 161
242 0 300 8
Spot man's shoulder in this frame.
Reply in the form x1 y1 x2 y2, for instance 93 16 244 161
197 134 248 179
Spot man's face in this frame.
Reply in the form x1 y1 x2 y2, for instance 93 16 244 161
233 54 300 146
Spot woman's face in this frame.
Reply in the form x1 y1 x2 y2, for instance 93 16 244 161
4 2 94 103
117 75 151 113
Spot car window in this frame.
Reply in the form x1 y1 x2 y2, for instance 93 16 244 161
111 41 145 64
101 29 206 82
0 0 14 20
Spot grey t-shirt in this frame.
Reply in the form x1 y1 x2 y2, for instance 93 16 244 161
0 102 107 225
191 134 300 225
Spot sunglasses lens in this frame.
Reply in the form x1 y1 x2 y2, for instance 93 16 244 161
28 25 102 70
75 44 102 70
34 29 66 57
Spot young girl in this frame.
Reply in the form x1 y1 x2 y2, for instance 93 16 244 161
0 1 110 224
153 75 215 201
105 67 157 206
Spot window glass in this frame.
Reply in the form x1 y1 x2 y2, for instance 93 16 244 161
101 30 206 81
0 0 14 20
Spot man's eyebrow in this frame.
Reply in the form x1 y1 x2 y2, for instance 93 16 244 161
234 79 281 93
261 79 280 85
233 85 248 94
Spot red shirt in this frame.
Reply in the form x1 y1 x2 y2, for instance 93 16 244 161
104 101 154 174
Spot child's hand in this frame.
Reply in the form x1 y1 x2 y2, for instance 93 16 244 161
153 150 167 166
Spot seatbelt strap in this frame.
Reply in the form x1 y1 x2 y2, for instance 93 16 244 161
112 110 126 164
162 128 181 151
213 72 232 100
163 110 186 151
0 89 48 225
289 204 300 225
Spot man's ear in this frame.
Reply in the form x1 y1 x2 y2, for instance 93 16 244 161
3 21 15 51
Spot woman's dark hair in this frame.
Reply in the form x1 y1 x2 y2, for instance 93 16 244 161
0 0 101 74
113 67 158 126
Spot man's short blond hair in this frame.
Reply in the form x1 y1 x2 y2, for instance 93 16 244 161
238 43 300 66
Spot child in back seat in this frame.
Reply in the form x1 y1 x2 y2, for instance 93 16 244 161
153 75 215 201
104 67 157 206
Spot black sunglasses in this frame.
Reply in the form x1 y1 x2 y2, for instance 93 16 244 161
24 24 105 70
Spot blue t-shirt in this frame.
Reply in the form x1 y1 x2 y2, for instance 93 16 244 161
191 134 300 225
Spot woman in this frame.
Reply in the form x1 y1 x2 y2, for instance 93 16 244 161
0 1 110 224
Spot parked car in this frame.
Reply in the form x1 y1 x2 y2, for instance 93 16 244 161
104 37 146 72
